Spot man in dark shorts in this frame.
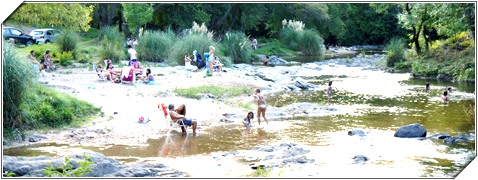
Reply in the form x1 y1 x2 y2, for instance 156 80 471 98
168 104 198 135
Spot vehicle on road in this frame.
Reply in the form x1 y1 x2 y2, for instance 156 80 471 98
29 28 61 44
2 27 35 46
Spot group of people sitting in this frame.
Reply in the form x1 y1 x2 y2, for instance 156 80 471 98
184 47 224 77
27 50 55 77
98 58 154 84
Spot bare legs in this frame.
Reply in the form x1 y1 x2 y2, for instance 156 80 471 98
257 107 268 125
179 119 197 135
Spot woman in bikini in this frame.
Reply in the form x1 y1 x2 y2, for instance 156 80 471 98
255 88 268 125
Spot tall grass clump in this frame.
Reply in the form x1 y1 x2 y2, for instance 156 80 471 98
99 26 126 62
3 43 35 130
221 31 252 64
279 28 300 51
137 29 175 62
385 37 406 67
57 29 79 54
168 22 216 65
299 29 325 56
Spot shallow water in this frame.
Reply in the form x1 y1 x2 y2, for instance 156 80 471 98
3 61 475 178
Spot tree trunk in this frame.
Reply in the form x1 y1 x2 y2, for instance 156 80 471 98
406 3 422 54
423 26 430 53
119 4 132 38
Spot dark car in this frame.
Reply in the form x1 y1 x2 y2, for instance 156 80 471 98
3 27 35 46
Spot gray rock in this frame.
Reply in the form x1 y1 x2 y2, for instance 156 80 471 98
394 123 427 138
28 135 47 142
436 74 450 80
86 162 120 177
428 133 451 140
348 129 366 136
352 155 369 164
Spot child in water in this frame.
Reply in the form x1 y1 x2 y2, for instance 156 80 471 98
327 81 333 98
243 112 254 128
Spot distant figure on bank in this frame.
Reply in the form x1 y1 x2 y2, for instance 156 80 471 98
42 50 54 71
260 55 270 66
127 45 137 66
208 46 216 76
243 112 254 129
251 37 258 50
184 54 197 72
425 82 430 92
442 91 449 103
254 88 268 125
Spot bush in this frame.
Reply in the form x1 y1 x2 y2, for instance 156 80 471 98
220 31 252 64
99 26 126 62
3 43 35 129
168 34 217 66
137 29 175 62
279 28 300 51
58 51 74 66
57 30 79 54
385 37 406 67
299 29 325 56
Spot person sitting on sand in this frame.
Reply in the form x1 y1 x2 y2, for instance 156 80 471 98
106 63 121 83
184 54 198 72
212 56 223 73
141 68 155 84
168 104 198 135
254 88 268 125
243 112 254 129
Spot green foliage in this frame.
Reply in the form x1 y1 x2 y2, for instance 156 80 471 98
42 155 93 177
6 4 93 31
173 85 251 99
122 3 154 34
99 26 126 62
3 171 16 177
299 29 325 56
3 43 35 129
279 28 300 51
253 165 271 177
58 51 74 66
137 30 176 62
19 85 100 129
253 39 297 56
220 31 252 64
57 30 79 54
385 37 406 67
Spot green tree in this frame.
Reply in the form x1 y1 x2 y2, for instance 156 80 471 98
7 3 93 31
122 3 154 34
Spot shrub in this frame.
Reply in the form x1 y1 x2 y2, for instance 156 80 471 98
279 28 300 51
58 51 74 66
221 31 252 64
42 155 93 177
3 43 35 129
298 29 325 56
99 26 126 62
137 29 175 62
385 37 405 67
57 30 79 54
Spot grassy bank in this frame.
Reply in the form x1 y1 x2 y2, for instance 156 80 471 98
173 85 252 100
3 43 101 142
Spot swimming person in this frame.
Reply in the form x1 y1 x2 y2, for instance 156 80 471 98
442 91 449 103
254 88 268 125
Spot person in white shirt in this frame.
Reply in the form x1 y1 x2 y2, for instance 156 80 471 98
127 45 137 66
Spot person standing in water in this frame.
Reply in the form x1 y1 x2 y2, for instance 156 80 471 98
425 82 430 92
327 81 334 99
254 88 268 125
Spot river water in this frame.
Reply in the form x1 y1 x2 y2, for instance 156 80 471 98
3 55 476 178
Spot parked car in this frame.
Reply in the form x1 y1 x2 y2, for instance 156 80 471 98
2 27 35 46
29 28 61 44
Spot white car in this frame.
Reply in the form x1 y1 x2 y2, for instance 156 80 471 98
29 28 60 44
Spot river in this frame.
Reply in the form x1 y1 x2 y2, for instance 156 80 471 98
3 54 476 178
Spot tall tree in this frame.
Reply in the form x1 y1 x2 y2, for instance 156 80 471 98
7 3 93 31
122 3 154 35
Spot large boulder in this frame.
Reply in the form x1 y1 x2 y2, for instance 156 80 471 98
394 123 427 138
